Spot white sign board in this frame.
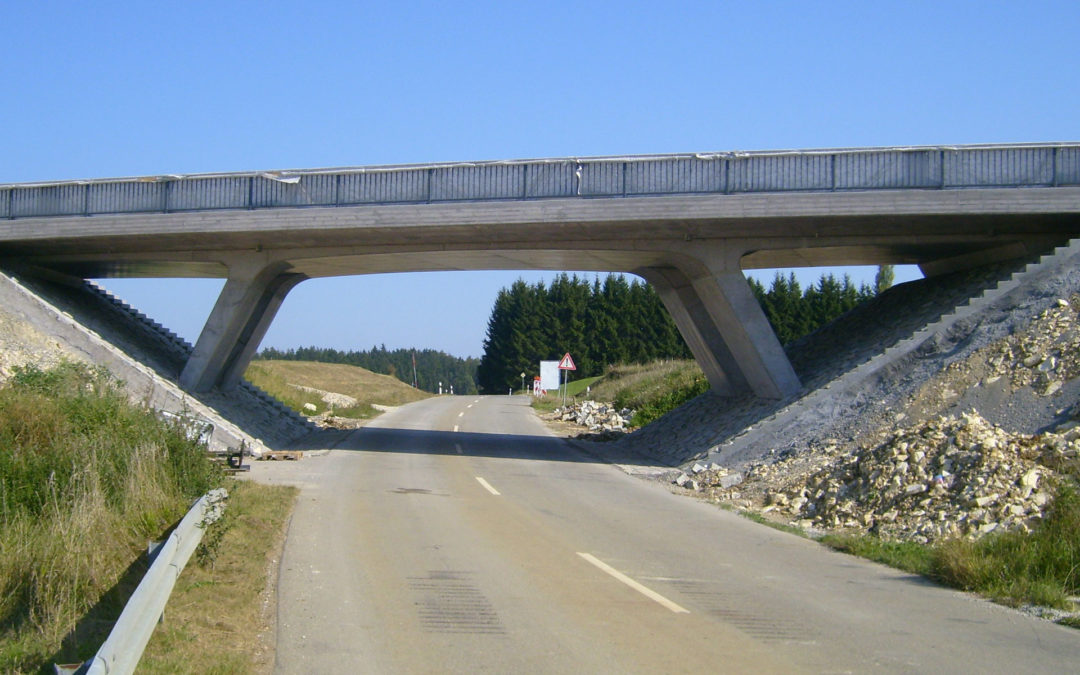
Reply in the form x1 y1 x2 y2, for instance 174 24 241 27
539 360 561 392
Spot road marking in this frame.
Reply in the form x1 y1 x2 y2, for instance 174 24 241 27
453 425 459 433
475 477 501 495
472 399 480 404
576 553 690 614
467 404 474 409
458 412 465 417
455 443 463 455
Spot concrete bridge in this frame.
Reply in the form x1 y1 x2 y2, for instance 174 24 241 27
2 143 1079 398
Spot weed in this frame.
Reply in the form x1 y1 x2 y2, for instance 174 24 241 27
727 505 809 538
821 533 936 577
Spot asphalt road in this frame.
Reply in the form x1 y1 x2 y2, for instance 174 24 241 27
250 395 1079 673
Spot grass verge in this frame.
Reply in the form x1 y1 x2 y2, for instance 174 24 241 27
0 362 224 673
140 479 297 673
819 483 1080 617
819 533 936 578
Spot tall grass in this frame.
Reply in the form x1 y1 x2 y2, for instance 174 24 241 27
0 362 222 672
933 485 1080 608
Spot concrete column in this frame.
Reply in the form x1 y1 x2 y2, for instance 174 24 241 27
641 253 802 400
639 267 744 396
690 265 801 399
180 259 306 392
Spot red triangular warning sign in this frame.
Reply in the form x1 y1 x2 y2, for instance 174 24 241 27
558 353 576 370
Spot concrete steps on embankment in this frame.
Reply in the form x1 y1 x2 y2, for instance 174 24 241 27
708 238 1080 469
0 269 316 452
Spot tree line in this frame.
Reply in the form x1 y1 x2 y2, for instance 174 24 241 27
257 345 481 395
748 268 887 345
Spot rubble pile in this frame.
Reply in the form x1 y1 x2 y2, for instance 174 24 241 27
985 297 1080 394
551 400 635 439
672 462 745 492
668 294 1080 545
291 384 359 409
712 412 1079 543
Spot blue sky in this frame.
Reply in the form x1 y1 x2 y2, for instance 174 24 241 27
3 2 1078 357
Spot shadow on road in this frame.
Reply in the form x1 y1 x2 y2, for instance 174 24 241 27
291 424 669 467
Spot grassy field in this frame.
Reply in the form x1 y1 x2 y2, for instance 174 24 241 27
245 359 431 418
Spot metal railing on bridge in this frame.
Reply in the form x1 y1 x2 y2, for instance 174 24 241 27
5 143 1080 220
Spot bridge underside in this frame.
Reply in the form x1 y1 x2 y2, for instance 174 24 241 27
3 186 1078 399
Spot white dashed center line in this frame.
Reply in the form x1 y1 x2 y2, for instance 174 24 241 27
475 477 501 495
458 412 464 418
453 425 459 433
576 552 689 614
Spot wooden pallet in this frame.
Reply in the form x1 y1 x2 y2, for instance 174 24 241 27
260 450 303 461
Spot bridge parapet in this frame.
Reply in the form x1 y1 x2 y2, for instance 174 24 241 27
4 143 1079 220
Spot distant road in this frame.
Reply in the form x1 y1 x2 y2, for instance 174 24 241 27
251 396 1078 673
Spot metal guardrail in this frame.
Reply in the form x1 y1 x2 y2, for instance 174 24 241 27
5 143 1080 220
56 488 229 675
